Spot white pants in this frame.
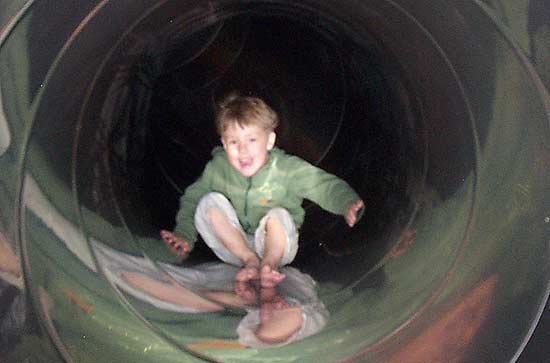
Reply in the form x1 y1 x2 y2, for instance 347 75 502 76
194 193 299 266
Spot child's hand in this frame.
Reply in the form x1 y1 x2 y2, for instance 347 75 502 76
345 200 365 227
160 230 190 258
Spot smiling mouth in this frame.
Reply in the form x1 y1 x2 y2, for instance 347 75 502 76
239 159 253 168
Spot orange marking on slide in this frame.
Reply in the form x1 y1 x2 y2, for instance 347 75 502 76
64 288 93 313
186 340 246 350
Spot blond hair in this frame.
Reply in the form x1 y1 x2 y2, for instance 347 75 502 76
215 92 279 135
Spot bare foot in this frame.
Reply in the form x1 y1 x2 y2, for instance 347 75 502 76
259 288 290 322
259 286 278 301
235 265 260 282
235 255 260 282
234 281 258 305
260 287 288 308
260 265 285 288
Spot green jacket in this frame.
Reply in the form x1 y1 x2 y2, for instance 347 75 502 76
174 147 360 251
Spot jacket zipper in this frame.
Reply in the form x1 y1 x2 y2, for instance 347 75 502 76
243 177 252 232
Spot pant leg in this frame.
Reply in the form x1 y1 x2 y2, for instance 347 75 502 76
194 192 252 266
254 208 299 266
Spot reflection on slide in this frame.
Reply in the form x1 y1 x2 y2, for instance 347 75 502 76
94 244 329 349
0 0 549 362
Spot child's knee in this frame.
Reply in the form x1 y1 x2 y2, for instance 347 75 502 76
265 214 284 231
265 208 291 221
197 192 229 210
264 208 295 233
196 192 234 224
206 207 226 224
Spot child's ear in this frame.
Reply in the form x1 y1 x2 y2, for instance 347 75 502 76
267 132 276 150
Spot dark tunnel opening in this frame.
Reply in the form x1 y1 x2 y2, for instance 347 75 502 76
138 13 422 273
79 5 476 282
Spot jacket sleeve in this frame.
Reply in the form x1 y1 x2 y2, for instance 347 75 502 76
172 161 215 250
288 156 361 216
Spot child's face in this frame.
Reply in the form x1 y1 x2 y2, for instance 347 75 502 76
221 123 276 177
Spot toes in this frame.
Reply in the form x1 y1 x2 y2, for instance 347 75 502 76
235 270 247 282
234 282 255 300
260 266 286 288
235 267 259 282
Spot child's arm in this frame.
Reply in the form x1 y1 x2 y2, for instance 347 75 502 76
172 156 218 251
288 156 364 225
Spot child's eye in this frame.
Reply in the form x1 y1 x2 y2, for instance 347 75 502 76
229 140 237 145
249 138 257 142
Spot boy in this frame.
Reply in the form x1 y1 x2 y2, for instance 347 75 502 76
161 92 364 288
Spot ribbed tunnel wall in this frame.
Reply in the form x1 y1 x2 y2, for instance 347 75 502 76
0 1 549 362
